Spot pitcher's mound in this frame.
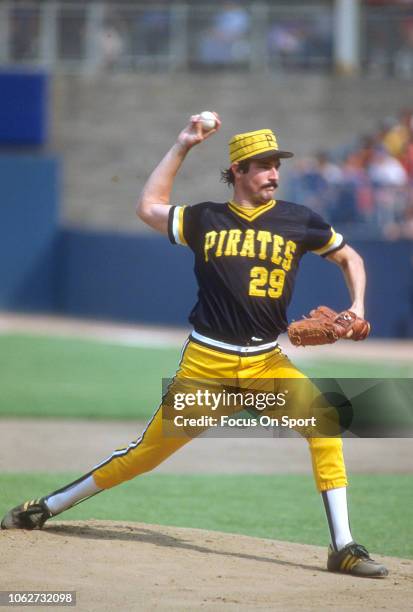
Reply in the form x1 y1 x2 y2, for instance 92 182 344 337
2 521 411 611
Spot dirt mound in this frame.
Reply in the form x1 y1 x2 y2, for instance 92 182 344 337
2 521 412 611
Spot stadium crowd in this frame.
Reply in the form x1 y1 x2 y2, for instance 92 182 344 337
287 109 413 240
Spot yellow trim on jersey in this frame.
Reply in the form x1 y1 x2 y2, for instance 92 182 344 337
312 229 343 256
313 229 337 254
178 205 188 246
228 200 276 222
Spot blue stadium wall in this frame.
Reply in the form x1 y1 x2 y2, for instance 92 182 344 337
1 155 412 337
55 230 197 327
0 155 60 311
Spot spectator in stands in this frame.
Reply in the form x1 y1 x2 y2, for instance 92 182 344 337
368 149 409 226
198 2 250 66
400 133 413 178
331 154 365 225
287 110 413 238
267 20 306 70
99 20 124 71
368 149 409 186
267 8 332 72
313 152 343 216
304 9 333 68
346 136 378 171
315 151 343 184
382 108 413 157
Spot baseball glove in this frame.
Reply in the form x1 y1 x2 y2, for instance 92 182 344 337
287 305 371 347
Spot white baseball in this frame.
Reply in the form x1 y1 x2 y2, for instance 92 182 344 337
199 111 217 131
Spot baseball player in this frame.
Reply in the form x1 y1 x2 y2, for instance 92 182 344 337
1 114 388 578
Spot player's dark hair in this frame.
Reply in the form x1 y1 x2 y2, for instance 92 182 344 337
220 159 251 186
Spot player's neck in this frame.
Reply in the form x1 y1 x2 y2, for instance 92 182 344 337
230 194 273 209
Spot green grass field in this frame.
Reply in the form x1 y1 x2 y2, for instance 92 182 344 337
0 333 411 420
0 473 411 559
1 333 411 559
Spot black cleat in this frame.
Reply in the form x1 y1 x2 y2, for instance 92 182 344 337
1 498 52 530
327 541 389 578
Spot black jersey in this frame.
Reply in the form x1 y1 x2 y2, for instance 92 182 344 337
168 199 344 345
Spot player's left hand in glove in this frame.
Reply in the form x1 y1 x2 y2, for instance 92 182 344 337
287 305 371 347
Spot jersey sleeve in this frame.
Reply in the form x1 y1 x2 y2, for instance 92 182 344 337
168 205 188 246
168 204 201 249
304 210 345 257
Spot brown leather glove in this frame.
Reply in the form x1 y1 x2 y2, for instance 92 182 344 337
287 305 371 347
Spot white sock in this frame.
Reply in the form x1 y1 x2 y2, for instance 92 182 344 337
45 476 102 515
322 487 353 551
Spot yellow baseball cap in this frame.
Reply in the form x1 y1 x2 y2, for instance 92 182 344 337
229 129 294 163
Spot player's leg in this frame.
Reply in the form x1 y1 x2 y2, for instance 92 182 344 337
0 401 192 530
238 347 388 577
1 340 238 529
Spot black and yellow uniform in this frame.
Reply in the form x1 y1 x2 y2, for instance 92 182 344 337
2 128 387 577
92 199 348 493
169 199 344 344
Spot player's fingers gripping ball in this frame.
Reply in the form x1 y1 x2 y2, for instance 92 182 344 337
287 305 371 347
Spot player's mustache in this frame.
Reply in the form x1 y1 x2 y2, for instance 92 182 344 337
262 181 278 189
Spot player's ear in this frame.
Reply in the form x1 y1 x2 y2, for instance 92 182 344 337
232 160 251 177
231 162 244 177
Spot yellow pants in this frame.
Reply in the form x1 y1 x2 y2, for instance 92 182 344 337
93 341 348 492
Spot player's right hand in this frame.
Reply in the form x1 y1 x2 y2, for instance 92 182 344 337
177 112 221 150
